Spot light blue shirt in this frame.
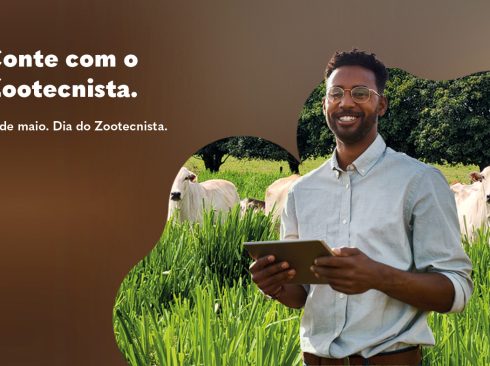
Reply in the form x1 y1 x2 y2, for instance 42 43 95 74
281 134 473 358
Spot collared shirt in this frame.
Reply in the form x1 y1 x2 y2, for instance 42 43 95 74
280 134 473 358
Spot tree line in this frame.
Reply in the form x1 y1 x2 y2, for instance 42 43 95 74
197 69 490 172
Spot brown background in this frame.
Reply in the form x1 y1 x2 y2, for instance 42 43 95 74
0 1 489 365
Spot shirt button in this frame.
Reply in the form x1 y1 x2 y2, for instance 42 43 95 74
345 183 349 189
334 332 339 337
342 219 347 224
339 293 345 299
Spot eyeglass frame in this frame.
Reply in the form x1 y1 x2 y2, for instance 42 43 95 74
325 86 382 104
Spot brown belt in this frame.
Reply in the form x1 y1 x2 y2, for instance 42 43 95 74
303 346 421 365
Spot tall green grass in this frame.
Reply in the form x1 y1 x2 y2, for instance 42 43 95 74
115 209 489 365
115 207 278 313
115 161 488 365
425 227 490 365
115 279 302 366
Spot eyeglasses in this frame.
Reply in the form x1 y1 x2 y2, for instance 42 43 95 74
326 86 381 104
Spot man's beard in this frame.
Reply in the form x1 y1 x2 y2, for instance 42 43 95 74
326 112 377 145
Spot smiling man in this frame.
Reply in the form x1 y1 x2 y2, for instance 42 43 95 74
250 49 473 365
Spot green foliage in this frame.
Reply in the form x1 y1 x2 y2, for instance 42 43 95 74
298 69 490 170
415 73 490 170
297 81 335 160
226 136 300 174
195 71 490 173
226 137 286 161
380 69 434 156
195 136 301 174
195 138 232 172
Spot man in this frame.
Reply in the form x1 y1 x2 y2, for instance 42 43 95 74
250 49 473 365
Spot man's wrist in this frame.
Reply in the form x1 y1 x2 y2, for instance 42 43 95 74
374 262 407 294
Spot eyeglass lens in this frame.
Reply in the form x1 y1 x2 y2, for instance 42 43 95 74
327 86 371 103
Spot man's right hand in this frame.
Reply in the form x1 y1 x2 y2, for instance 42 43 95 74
249 255 296 299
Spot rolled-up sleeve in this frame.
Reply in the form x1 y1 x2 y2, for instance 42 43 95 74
409 167 473 313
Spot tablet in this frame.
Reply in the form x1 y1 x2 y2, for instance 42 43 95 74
243 239 335 284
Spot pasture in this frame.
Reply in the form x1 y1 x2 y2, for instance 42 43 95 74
114 157 489 366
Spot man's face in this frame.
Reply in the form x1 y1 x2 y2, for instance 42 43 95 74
322 65 387 145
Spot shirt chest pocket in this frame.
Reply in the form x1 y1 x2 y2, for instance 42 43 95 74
296 188 339 241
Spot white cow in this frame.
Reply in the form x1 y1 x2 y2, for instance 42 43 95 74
450 166 490 242
168 167 240 223
265 174 301 224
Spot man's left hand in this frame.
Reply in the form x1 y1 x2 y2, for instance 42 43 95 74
311 247 383 295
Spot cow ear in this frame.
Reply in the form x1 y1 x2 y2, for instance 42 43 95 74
469 172 483 182
188 173 197 182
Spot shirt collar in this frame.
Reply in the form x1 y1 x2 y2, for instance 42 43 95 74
330 134 387 177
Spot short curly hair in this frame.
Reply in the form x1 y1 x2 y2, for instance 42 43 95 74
325 48 389 93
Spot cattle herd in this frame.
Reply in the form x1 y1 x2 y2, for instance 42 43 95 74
167 167 299 225
168 165 490 243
